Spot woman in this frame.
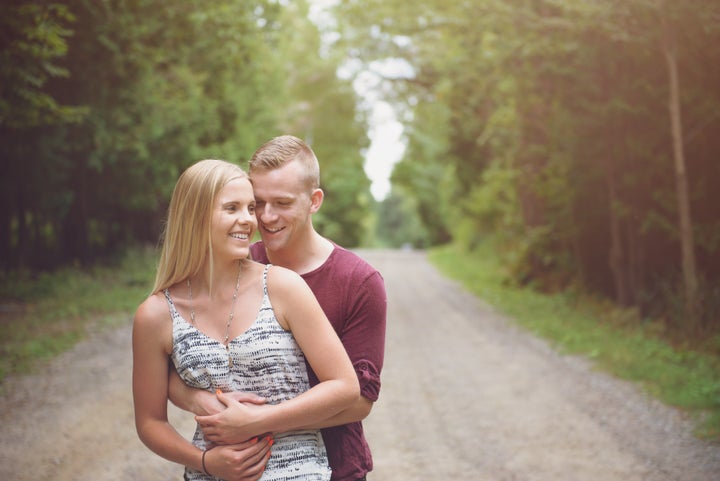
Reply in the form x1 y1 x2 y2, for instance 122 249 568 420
132 159 359 480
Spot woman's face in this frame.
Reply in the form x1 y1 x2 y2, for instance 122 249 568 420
210 177 257 262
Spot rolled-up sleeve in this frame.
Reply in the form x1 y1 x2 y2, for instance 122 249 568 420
354 359 381 401
343 271 387 402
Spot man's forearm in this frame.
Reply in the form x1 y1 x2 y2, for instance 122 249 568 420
298 396 373 430
168 369 218 415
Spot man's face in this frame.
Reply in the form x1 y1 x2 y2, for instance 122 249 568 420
250 161 313 254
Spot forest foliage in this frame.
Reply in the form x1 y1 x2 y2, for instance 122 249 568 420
334 0 720 337
1 0 372 270
4 1 720 340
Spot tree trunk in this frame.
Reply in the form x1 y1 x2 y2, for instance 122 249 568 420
0 187 10 270
663 22 699 326
606 165 630 306
625 219 640 307
15 185 29 270
62 164 90 265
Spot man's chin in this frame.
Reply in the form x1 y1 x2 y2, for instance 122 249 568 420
260 232 284 250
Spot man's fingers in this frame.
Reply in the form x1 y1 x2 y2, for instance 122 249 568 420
228 391 267 405
215 389 231 407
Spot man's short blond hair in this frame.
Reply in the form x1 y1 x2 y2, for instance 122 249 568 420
248 135 320 193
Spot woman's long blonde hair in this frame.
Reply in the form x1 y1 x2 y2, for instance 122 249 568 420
152 159 248 294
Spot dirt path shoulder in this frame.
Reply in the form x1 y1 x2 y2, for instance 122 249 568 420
1 249 718 480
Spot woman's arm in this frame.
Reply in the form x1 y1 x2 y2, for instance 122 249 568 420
132 295 206 471
196 267 359 442
133 295 271 480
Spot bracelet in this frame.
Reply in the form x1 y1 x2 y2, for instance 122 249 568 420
201 448 211 476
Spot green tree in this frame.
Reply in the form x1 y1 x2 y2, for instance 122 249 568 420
0 2 86 268
3 0 285 268
2 0 377 270
333 0 720 334
375 190 429 248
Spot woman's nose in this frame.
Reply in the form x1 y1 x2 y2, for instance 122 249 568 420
238 208 255 224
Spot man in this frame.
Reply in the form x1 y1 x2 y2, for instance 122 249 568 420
169 135 387 481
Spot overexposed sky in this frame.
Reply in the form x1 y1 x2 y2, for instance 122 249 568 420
352 64 410 201
308 0 407 201
365 102 405 200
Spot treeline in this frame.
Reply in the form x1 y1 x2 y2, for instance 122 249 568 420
1 0 372 271
339 0 720 334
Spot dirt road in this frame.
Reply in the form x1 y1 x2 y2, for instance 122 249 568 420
1 249 718 480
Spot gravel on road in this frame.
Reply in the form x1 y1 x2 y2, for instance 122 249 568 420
1 249 718 481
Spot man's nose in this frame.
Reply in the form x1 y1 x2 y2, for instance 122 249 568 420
258 204 277 221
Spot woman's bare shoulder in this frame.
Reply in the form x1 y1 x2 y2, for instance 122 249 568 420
265 264 306 292
134 291 171 328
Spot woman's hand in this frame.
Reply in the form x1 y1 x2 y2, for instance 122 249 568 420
196 390 270 444
204 436 273 481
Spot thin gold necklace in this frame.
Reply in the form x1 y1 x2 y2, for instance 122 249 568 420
187 260 243 368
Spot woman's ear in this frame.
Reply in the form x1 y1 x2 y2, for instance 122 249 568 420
309 188 324 214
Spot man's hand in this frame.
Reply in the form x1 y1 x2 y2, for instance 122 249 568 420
204 436 273 481
168 370 266 416
206 391 266 417
196 390 270 444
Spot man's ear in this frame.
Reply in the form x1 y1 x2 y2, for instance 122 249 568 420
309 188 324 214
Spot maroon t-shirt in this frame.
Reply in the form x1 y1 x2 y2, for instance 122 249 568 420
250 242 387 481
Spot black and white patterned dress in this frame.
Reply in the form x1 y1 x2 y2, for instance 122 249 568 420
164 265 331 481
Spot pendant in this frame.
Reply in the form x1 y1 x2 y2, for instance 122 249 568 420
227 346 233 368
